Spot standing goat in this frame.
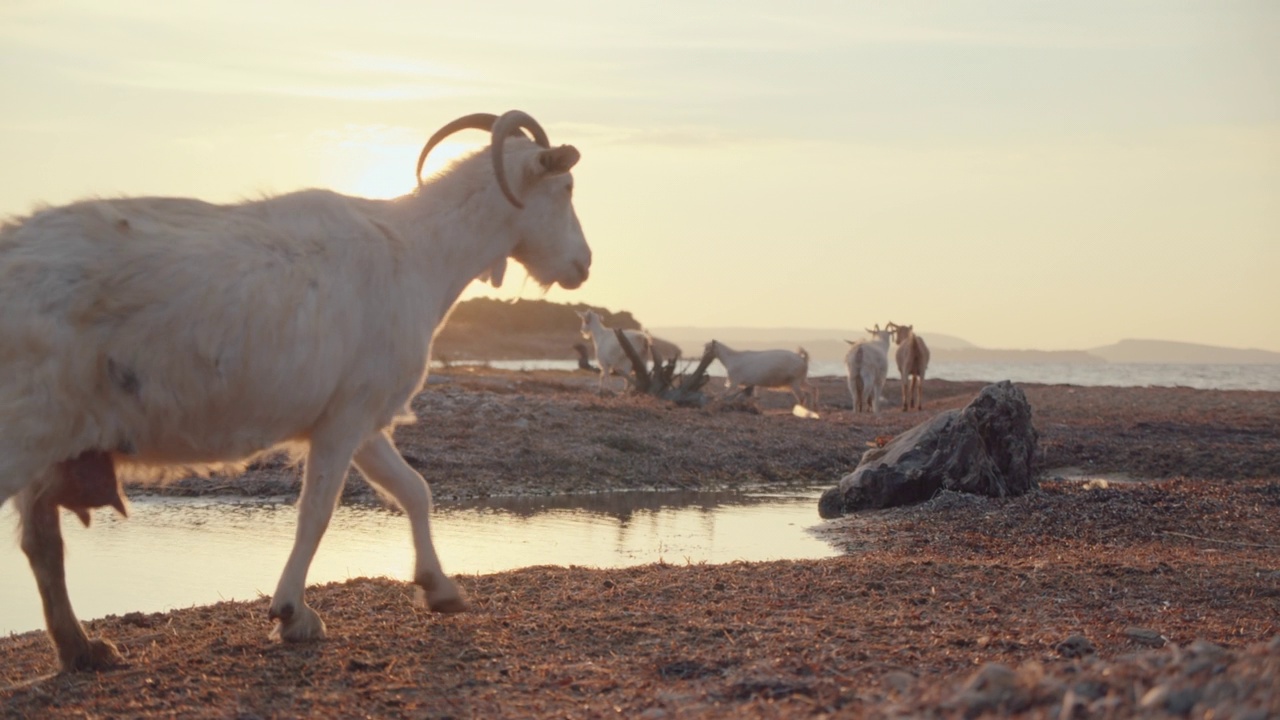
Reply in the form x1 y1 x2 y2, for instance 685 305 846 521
577 309 652 393
887 321 931 411
0 110 591 672
706 341 815 409
845 326 892 413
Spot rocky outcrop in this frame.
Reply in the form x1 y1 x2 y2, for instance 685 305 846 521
819 381 1039 518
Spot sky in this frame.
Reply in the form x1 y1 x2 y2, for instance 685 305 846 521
2 1 1277 352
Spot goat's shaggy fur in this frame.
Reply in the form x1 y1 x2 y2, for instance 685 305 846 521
0 110 591 672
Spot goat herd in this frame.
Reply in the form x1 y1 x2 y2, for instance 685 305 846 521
0 110 929 677
578 310 932 415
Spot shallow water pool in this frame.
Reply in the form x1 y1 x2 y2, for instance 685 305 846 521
0 487 839 636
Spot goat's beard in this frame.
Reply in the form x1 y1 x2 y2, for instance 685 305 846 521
479 257 507 288
509 251 556 291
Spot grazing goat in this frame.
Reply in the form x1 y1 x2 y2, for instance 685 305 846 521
0 110 591 672
577 309 651 393
845 326 892 413
707 340 815 409
887 321 931 411
647 335 683 366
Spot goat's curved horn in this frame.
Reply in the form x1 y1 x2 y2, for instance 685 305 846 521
490 110 550 209
416 113 500 187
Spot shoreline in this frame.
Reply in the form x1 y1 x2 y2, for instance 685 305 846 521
4 370 1278 717
128 368 1280 505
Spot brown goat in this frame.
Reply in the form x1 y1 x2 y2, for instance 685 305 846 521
887 322 931 411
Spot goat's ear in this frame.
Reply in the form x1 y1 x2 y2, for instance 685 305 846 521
537 145 580 175
479 257 507 288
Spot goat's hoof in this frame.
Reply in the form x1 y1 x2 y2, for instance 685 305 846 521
415 574 469 613
61 638 124 673
270 603 326 643
267 600 293 622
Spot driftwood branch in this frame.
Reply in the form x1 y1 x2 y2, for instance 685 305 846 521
614 328 650 393
613 329 713 406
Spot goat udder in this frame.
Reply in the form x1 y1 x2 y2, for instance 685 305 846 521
52 450 128 527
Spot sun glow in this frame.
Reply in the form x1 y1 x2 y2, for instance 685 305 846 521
341 164 416 200
414 140 482 182
326 139 480 200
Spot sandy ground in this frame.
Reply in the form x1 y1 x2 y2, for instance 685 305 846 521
2 368 1278 718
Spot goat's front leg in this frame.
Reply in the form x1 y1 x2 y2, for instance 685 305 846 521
353 433 467 613
268 436 359 642
17 483 124 672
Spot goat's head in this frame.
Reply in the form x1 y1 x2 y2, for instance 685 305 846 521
576 309 601 338
885 321 913 344
417 110 591 291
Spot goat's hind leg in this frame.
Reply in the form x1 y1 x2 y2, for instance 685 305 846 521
268 435 360 643
353 433 467 613
17 481 124 672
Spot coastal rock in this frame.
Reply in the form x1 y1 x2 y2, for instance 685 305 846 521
818 381 1039 518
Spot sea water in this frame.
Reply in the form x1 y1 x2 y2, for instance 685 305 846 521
455 359 1280 392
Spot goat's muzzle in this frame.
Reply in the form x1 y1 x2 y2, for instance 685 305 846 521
560 260 589 289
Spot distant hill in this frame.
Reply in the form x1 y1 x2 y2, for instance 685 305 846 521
432 301 1280 366
932 348 1104 365
433 298 639 361
1088 339 1280 365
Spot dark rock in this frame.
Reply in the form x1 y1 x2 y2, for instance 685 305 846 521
1056 634 1096 658
1124 626 1167 647
819 381 1039 518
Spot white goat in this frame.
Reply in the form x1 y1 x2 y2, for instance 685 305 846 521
845 326 892 413
887 321 931 411
577 309 651 393
706 340 815 408
0 110 591 672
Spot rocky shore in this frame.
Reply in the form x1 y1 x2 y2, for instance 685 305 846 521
3 368 1277 718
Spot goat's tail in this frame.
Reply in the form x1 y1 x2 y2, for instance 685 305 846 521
797 346 810 367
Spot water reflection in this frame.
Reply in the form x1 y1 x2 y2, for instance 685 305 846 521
0 488 839 636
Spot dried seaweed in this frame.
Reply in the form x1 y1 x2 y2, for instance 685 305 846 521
4 373 1278 718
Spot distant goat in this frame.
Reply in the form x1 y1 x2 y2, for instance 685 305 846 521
577 310 651 393
887 321 931 411
845 326 892 413
647 335 683 366
0 110 591 672
707 340 815 408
